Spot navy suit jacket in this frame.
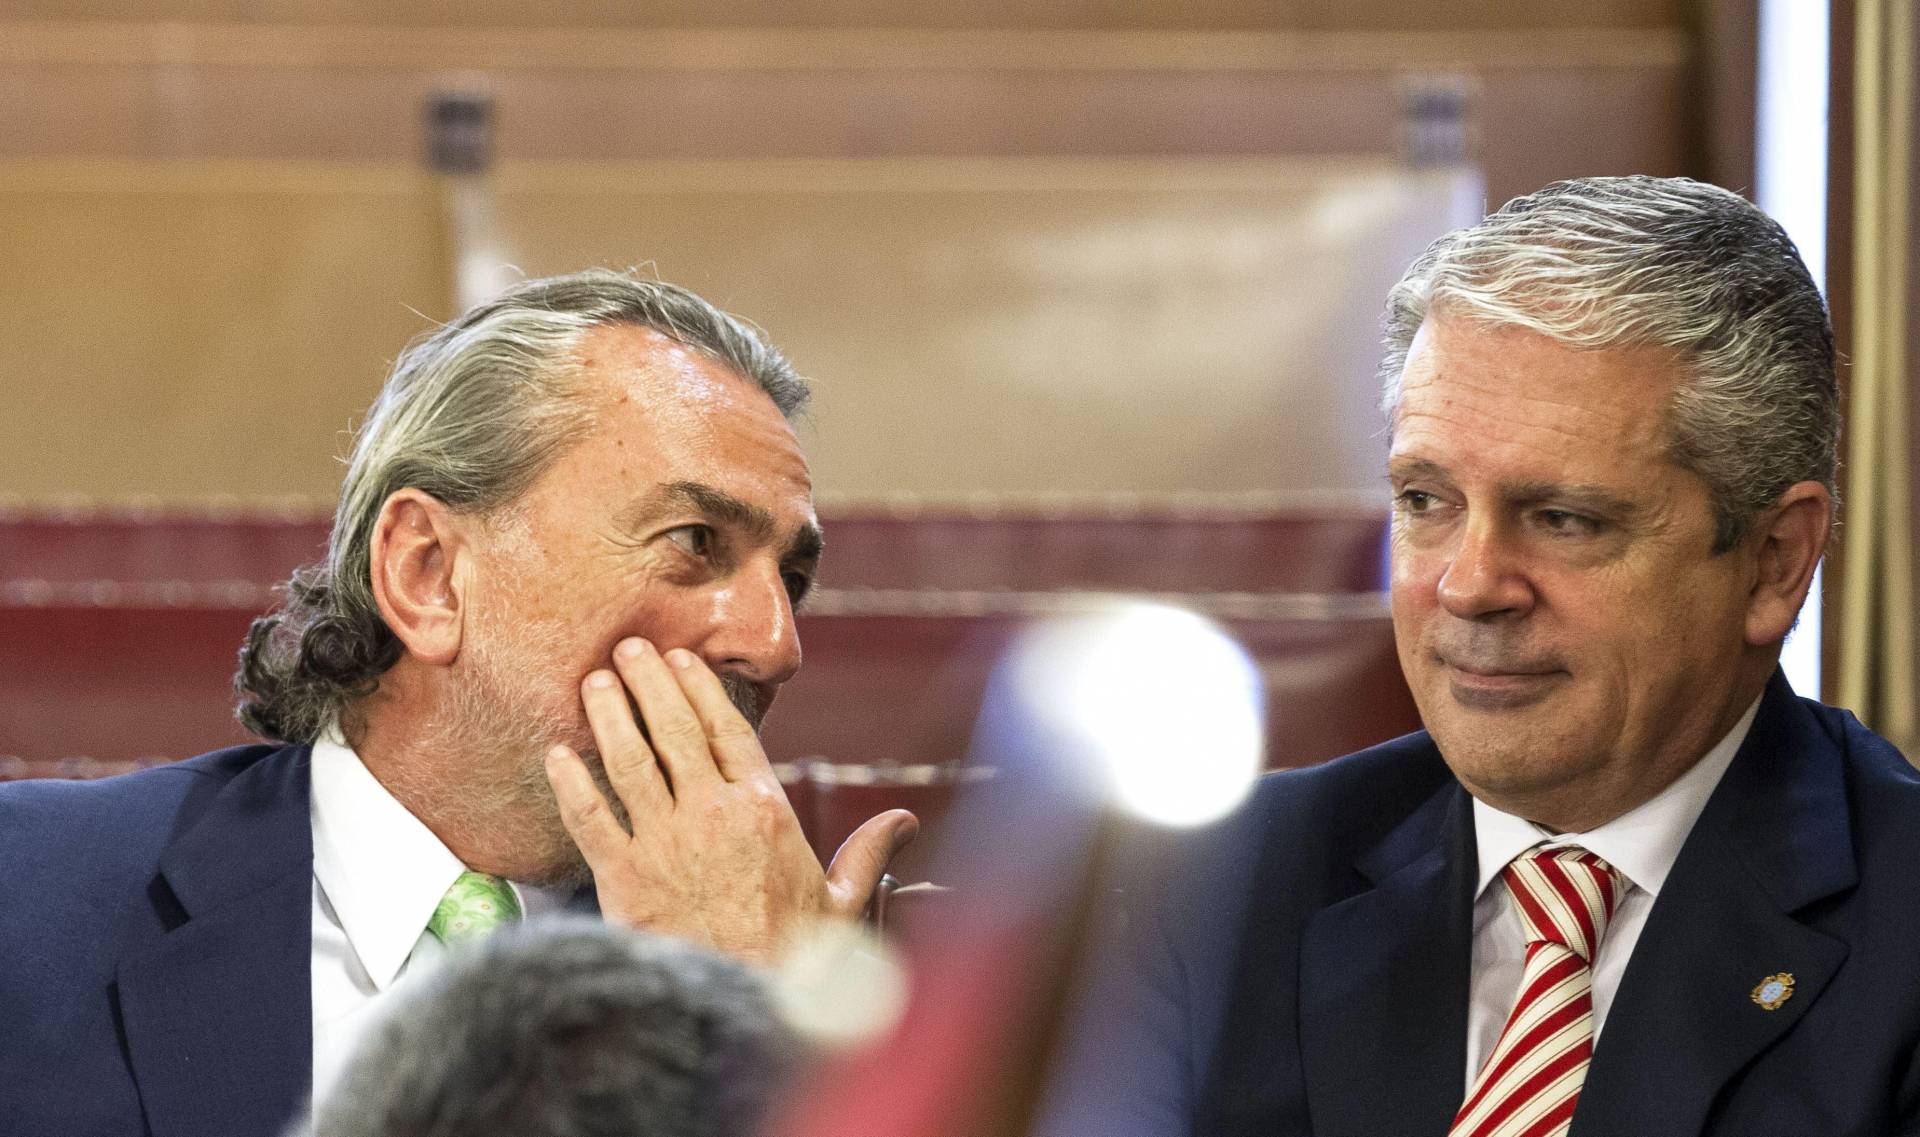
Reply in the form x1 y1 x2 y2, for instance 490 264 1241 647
0 743 316 1137
1057 674 1920 1136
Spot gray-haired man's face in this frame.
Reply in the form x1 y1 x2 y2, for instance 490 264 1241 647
446 323 821 880
1385 315 1769 832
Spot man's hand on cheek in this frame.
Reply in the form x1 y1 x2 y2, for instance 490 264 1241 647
543 636 919 964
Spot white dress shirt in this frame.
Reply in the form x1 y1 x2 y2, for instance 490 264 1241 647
308 732 574 1103
1463 694 1763 1088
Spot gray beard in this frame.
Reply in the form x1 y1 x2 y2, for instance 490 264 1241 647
633 673 767 739
723 674 769 731
447 526 775 887
459 666 771 890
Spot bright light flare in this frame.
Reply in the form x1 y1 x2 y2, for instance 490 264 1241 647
770 920 910 1049
1010 600 1265 827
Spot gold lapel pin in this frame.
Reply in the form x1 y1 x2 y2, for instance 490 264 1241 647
1751 972 1795 1011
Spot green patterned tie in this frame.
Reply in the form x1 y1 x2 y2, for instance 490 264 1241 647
426 870 523 947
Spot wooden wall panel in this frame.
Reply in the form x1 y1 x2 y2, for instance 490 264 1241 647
489 159 1472 500
0 14 1713 503
0 1 1682 31
0 25 1691 206
0 157 1468 504
1477 64 1693 199
0 162 446 502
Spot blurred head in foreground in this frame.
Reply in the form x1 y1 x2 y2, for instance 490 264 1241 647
304 919 797 1137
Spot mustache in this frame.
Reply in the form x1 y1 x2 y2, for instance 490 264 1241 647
722 674 768 729
623 674 767 738
1430 630 1564 675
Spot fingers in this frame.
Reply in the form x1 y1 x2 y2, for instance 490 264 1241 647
660 647 773 783
610 637 724 794
580 667 673 815
544 744 638 868
824 809 921 918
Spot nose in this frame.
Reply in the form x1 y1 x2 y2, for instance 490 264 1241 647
1435 517 1535 621
702 559 803 689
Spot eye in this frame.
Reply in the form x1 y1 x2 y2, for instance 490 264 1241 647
663 524 714 557
1537 509 1603 536
782 570 813 604
1394 488 1440 515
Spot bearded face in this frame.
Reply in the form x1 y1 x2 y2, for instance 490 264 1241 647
430 542 773 887
379 325 820 884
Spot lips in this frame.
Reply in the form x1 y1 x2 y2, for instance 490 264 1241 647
1443 659 1560 679
1435 654 1566 709
1437 645 1563 675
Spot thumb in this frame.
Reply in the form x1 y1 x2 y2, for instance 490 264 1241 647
824 809 920 917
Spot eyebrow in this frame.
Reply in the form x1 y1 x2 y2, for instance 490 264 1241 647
619 480 823 563
1508 483 1643 519
1386 457 1450 485
1388 459 1643 518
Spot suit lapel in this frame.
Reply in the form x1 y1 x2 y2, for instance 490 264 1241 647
1299 777 1478 1137
1573 673 1855 1137
117 745 314 1137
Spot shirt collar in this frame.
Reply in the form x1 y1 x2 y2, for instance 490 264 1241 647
310 727 467 991
1470 692 1764 900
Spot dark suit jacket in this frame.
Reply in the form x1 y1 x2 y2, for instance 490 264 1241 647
0 743 315 1137
1054 673 1920 1136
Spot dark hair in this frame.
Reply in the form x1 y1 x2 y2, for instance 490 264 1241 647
303 919 798 1137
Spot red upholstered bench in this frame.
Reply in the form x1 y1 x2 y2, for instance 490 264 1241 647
1 506 1416 859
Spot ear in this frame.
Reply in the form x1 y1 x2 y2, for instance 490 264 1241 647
368 489 471 667
1744 480 1833 647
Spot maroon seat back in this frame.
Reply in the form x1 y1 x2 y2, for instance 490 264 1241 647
0 506 1417 858
815 504 1387 593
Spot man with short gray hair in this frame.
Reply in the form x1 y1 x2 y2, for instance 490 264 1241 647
1055 177 1920 1136
300 920 796 1137
0 270 916 1136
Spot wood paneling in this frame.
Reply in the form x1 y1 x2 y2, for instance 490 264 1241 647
494 158 1470 500
0 157 1469 503
1825 0 1856 697
0 1 1682 31
0 161 446 502
0 24 1692 206
1698 0 1759 194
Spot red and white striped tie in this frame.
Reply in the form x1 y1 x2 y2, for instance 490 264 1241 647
1449 846 1626 1137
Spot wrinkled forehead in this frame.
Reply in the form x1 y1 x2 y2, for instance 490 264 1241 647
1388 316 1690 462
561 323 814 505
1385 289 1673 416
567 323 753 411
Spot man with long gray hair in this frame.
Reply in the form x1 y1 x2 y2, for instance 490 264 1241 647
299 920 797 1137
1050 176 1920 1136
0 270 917 1136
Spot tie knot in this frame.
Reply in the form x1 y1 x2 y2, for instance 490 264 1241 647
1501 846 1625 962
427 870 522 947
